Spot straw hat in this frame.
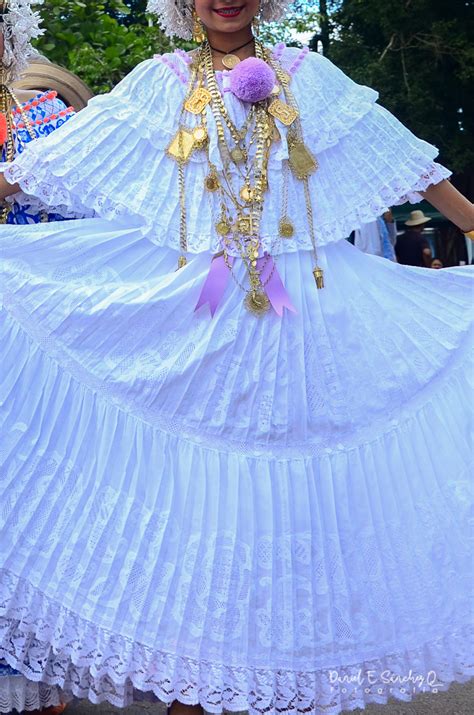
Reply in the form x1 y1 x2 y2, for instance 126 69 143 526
405 210 431 227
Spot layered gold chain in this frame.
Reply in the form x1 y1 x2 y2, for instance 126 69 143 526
167 42 323 314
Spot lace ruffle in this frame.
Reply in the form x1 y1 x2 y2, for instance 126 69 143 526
0 571 473 713
3 49 450 254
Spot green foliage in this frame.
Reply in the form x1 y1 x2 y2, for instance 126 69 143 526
35 0 172 94
328 0 474 173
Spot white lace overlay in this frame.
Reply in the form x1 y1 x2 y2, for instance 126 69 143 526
1 570 472 713
3 47 450 253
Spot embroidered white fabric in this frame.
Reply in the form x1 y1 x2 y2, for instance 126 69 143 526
1 216 473 713
3 46 450 253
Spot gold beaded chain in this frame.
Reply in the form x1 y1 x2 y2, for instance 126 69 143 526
265 49 324 287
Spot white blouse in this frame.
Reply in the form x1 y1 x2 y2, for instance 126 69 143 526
4 44 449 254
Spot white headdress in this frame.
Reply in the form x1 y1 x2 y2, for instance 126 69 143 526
0 0 44 83
147 0 292 40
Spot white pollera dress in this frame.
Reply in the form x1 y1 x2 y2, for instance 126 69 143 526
0 45 472 715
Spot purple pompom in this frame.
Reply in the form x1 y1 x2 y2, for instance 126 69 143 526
229 58 276 103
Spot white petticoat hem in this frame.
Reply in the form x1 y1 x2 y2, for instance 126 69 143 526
0 569 472 715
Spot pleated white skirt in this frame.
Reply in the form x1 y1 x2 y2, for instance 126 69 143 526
0 218 473 715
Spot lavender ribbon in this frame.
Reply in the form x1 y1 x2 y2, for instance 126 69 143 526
194 252 296 317
194 253 234 317
259 254 297 316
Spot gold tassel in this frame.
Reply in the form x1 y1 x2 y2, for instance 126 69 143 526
313 266 324 289
192 10 206 44
177 255 187 270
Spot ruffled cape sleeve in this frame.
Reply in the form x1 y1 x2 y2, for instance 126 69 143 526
3 56 188 227
288 49 450 245
3 48 451 251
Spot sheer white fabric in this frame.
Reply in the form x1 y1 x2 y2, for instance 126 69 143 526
4 47 449 253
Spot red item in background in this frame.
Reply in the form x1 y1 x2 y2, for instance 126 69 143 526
0 112 7 144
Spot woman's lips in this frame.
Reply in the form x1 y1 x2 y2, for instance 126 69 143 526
213 7 244 18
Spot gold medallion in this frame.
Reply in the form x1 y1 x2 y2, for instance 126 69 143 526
184 87 212 114
222 54 241 69
216 219 231 236
205 172 220 191
279 217 295 238
268 99 298 126
240 185 253 203
245 290 270 316
193 125 208 146
166 128 195 163
237 216 252 235
231 146 246 163
288 141 318 180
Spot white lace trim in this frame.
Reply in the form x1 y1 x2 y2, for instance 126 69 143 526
0 570 472 714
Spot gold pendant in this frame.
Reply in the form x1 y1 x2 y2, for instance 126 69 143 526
231 146 246 163
216 219 232 236
205 171 220 191
288 141 318 180
166 128 196 163
177 255 187 270
240 185 253 203
279 217 295 238
313 267 324 289
245 291 270 316
222 54 241 69
192 125 208 146
184 87 212 114
236 216 252 235
268 99 299 126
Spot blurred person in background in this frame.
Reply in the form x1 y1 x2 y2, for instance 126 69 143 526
395 209 432 266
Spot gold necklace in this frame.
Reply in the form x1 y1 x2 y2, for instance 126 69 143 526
169 42 324 316
208 37 255 70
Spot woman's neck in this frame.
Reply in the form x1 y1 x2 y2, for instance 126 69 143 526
206 25 256 69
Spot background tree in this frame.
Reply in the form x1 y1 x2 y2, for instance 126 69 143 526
326 0 474 177
35 0 172 93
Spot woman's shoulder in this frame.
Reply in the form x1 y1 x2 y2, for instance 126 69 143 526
109 51 191 103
